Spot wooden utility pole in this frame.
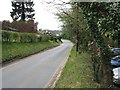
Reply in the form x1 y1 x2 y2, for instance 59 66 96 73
75 2 79 55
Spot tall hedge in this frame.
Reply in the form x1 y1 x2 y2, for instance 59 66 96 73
1 30 51 43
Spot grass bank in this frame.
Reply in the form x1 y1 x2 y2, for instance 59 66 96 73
2 41 59 63
55 46 101 88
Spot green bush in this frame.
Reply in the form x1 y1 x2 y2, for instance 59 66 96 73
41 34 51 42
2 30 10 42
30 33 38 42
1 30 55 43
2 30 38 43
0 30 2 42
12 32 20 42
19 33 38 43
37 36 42 42
19 33 28 43
9 31 20 42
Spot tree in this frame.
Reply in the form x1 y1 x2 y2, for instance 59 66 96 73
2 20 11 30
10 0 35 21
78 2 117 87
56 2 89 53
11 20 37 33
56 1 119 87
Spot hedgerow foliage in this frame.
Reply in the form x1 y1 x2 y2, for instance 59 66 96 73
1 30 52 43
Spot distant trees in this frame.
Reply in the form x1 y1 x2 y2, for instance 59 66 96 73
2 20 38 33
10 0 35 21
11 20 38 33
2 20 11 30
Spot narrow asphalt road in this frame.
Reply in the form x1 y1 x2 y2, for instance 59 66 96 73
2 40 73 88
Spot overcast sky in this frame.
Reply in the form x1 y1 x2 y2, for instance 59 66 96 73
0 0 70 30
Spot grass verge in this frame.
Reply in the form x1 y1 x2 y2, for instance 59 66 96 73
2 41 59 63
55 46 101 88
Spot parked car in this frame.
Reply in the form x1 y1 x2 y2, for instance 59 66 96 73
111 55 120 68
111 48 120 56
113 67 120 86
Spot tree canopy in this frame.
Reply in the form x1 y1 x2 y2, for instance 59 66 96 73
56 1 120 87
10 0 35 21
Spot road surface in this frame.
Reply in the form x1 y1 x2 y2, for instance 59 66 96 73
2 40 73 88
